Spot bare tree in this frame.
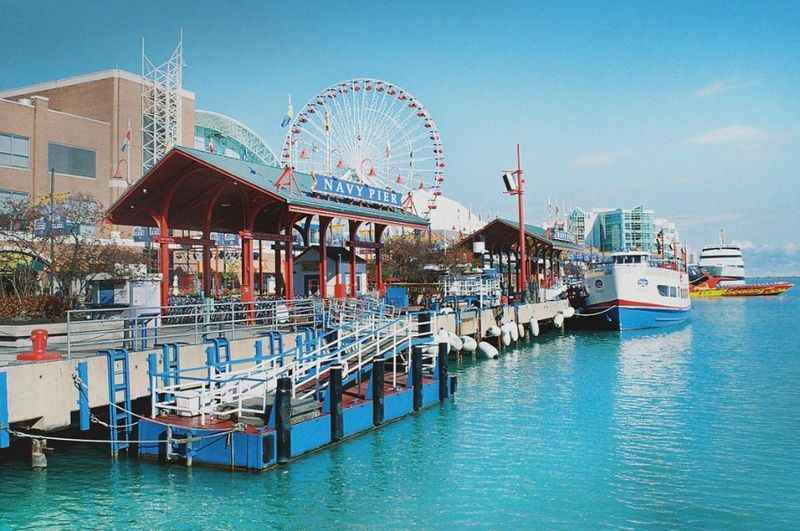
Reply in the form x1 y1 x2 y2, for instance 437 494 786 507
381 233 471 284
0 192 142 310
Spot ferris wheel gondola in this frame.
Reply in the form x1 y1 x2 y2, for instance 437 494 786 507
281 78 446 218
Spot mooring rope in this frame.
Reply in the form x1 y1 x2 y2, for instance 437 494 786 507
8 428 235 445
574 306 614 317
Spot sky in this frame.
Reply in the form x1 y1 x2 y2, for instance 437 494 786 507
1 0 798 274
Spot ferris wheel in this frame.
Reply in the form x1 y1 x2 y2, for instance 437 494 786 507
280 79 445 217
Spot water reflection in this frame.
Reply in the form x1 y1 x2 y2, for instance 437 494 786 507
610 325 695 523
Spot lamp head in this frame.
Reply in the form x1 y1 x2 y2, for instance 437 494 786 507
502 171 516 192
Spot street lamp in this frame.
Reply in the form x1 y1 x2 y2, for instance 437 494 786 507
500 144 527 301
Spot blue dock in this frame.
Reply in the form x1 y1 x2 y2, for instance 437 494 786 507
134 304 456 470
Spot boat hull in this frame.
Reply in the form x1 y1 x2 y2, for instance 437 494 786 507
580 302 691 330
691 282 793 298
611 304 690 330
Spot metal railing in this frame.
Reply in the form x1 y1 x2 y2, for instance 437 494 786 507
149 307 432 425
60 297 325 359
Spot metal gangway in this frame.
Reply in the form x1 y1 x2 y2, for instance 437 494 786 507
150 302 433 426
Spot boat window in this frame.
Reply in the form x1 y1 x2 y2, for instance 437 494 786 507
658 285 669 297
633 256 641 263
669 286 677 297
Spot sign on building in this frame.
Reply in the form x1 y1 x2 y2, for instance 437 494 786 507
314 175 401 208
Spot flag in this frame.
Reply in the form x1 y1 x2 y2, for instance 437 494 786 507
120 118 132 152
281 95 294 127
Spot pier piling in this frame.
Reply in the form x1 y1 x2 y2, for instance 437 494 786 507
437 342 448 402
371 358 385 426
330 365 343 442
275 377 292 464
412 346 423 412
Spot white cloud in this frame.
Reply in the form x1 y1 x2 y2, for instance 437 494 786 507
695 80 730 97
674 212 742 227
690 125 767 145
732 240 756 251
733 242 800 276
571 151 619 169
695 79 759 97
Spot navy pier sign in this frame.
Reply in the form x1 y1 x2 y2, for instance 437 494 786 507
315 175 401 208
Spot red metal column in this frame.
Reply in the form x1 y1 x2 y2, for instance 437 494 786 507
285 230 294 300
318 216 332 298
374 223 387 295
274 242 282 296
154 216 173 309
506 251 513 296
348 221 362 297
514 145 527 296
239 230 254 303
202 230 212 297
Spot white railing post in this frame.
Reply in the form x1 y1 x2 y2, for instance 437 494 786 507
66 310 72 359
151 374 157 417
200 388 206 426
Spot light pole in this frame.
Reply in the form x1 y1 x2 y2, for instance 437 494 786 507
501 144 527 301
49 168 55 295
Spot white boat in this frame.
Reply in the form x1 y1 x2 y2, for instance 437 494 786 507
698 231 745 286
580 251 691 330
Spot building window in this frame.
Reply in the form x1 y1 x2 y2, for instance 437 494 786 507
48 143 96 178
0 133 30 169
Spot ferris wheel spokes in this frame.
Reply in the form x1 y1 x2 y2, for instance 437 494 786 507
282 78 446 217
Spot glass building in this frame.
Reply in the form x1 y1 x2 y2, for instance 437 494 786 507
587 206 655 253
194 110 278 166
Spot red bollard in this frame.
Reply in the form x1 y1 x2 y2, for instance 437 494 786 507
17 329 63 361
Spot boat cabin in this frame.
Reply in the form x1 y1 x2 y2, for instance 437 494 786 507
609 252 650 265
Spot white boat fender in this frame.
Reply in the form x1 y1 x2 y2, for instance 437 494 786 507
487 325 501 337
436 329 451 354
478 341 499 359
460 336 478 352
447 331 464 352
554 312 565 329
530 318 540 337
518 323 526 338
510 322 519 342
563 306 576 318
502 330 511 347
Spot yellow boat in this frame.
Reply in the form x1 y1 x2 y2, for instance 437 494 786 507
690 275 793 298
690 288 726 298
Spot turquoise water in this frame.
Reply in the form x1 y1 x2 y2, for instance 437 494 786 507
1 280 799 529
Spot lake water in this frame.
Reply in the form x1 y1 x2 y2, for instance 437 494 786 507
1 280 798 529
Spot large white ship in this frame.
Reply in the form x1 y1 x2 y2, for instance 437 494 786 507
698 230 745 286
578 252 691 330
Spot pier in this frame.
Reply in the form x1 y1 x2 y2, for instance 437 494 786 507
0 297 568 434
